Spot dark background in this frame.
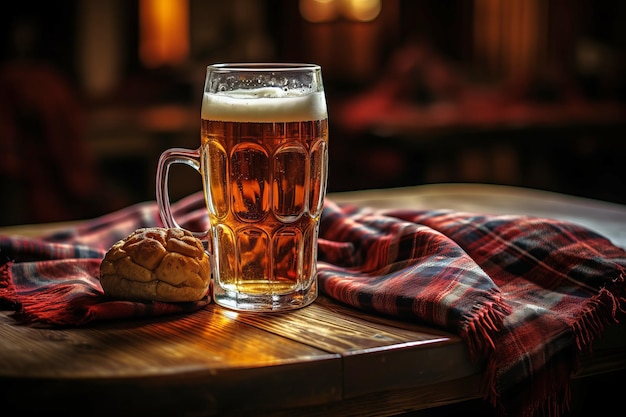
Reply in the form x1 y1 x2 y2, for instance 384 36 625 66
1 0 625 225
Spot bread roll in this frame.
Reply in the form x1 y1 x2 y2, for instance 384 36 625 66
100 227 211 302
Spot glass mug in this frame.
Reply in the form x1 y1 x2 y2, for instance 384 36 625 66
156 63 329 312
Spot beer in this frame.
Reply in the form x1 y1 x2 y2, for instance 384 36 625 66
201 88 329 302
156 64 328 311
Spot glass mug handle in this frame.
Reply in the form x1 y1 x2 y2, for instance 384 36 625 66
155 147 210 240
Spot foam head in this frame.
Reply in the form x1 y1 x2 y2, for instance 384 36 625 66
201 87 327 122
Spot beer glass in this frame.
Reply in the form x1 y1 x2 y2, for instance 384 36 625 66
156 63 329 312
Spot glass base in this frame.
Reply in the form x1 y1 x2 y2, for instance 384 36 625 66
213 280 318 312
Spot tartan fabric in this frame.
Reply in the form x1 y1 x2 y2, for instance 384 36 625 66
317 202 626 416
1 191 625 417
317 202 513 359
0 195 210 325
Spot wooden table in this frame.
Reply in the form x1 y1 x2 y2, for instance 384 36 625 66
1 184 625 417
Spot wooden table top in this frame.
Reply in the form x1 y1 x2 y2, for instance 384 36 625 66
2 183 626 417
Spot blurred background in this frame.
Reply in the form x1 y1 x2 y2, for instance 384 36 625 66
1 0 625 226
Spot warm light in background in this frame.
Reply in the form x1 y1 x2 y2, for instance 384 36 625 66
299 0 381 23
473 0 547 79
299 0 337 23
342 0 382 22
139 0 189 67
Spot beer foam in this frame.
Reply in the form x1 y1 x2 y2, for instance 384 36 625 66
202 88 327 122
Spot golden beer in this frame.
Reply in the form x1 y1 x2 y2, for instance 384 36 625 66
157 64 328 311
201 118 328 299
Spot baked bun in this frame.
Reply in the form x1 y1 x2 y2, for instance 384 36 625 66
100 227 211 302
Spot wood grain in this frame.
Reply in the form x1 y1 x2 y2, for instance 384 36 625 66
0 297 474 417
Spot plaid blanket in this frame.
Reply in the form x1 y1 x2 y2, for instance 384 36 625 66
1 191 625 417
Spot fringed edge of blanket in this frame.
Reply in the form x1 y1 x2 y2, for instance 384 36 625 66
0 262 19 304
0 263 96 325
15 284 97 326
485 353 576 417
459 287 512 361
0 262 19 308
480 273 626 417
573 273 626 351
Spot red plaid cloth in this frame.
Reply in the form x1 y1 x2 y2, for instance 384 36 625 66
318 201 626 416
0 194 210 325
1 191 625 417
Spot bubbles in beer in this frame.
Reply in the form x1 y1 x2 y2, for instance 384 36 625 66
202 86 328 297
